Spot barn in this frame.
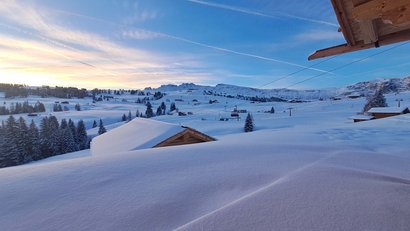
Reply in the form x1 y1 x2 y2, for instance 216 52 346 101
368 107 410 119
91 118 215 155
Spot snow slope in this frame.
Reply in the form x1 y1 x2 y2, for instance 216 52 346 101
0 113 409 231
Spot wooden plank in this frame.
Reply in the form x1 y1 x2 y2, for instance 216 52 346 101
308 28 410 60
331 0 357 45
352 0 410 25
359 20 378 43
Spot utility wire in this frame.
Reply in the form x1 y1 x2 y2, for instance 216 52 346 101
257 56 336 88
286 41 410 88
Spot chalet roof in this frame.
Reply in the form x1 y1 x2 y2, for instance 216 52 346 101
309 0 410 60
368 107 409 114
91 118 185 155
349 115 374 120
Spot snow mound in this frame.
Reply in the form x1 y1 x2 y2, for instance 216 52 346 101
91 118 184 155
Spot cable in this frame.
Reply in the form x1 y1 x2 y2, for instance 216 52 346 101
257 56 336 88
285 41 410 88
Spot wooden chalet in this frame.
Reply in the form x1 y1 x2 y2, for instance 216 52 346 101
91 118 216 155
309 0 410 60
368 107 410 119
153 126 215 148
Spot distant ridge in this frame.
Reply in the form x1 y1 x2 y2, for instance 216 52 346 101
149 76 410 100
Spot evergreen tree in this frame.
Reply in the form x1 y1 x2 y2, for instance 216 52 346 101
2 116 22 167
0 121 6 167
60 118 68 129
244 113 254 133
17 117 30 163
59 128 77 154
75 103 81 111
39 117 52 158
122 114 127 121
48 116 60 155
160 102 166 115
77 120 89 150
92 120 98 128
145 102 154 118
127 111 132 121
270 106 275 114
136 110 140 118
98 119 106 135
363 89 388 112
28 120 41 160
156 106 162 116
170 102 176 112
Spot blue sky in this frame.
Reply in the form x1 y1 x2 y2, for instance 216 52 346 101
0 0 409 89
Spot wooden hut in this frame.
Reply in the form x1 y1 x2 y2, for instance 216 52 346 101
368 107 410 119
91 118 215 155
309 0 410 60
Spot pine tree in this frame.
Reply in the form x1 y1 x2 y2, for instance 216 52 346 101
244 113 254 133
59 128 77 154
77 120 89 150
127 111 132 121
60 118 68 129
363 89 388 112
156 106 162 116
92 120 98 128
145 102 154 118
98 119 106 135
17 117 30 163
48 116 60 156
39 117 52 158
122 114 127 121
170 102 176 112
270 106 275 114
160 102 166 115
0 121 8 167
136 110 140 118
28 120 41 161
75 103 81 111
2 116 22 167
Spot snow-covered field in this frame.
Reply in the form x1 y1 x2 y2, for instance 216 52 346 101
0 87 410 230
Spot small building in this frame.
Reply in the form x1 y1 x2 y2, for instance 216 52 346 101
350 115 374 123
91 118 215 155
368 107 410 119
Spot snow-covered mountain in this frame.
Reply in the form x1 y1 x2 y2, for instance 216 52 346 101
150 76 410 101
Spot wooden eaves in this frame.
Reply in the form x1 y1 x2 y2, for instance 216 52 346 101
309 0 410 60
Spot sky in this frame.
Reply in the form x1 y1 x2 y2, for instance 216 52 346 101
0 0 409 90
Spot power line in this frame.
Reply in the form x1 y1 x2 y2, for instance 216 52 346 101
257 56 336 89
286 41 410 88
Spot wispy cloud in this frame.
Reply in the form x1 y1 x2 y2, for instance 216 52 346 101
121 29 164 40
186 0 339 27
48 7 331 73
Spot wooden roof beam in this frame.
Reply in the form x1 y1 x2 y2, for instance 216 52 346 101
331 0 356 45
308 28 410 60
352 0 410 25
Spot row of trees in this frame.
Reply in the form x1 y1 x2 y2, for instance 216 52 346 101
0 101 46 115
1 84 88 99
0 116 90 168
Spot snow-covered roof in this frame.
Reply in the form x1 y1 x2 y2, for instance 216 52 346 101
368 107 409 114
349 115 374 120
91 118 185 155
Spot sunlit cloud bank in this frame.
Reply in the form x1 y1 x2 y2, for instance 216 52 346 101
0 0 213 89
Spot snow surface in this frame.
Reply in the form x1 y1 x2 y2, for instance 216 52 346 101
91 118 186 155
1 87 410 231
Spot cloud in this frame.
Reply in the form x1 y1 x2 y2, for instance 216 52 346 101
186 0 339 27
